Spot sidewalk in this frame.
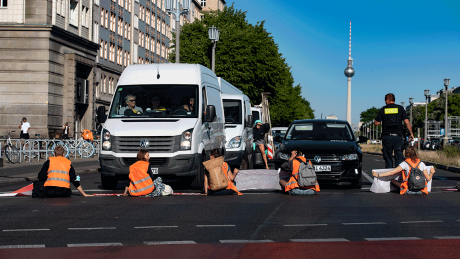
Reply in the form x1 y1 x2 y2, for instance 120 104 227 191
0 157 100 185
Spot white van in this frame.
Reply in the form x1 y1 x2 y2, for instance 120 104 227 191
97 64 226 189
219 78 253 169
251 107 264 123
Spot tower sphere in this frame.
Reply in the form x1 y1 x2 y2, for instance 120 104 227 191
344 67 355 77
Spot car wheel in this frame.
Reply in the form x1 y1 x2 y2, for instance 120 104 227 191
101 174 118 190
191 154 206 190
351 176 362 189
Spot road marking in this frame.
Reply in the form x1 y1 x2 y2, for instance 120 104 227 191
144 241 197 245
342 222 386 225
400 220 443 224
220 240 274 243
365 237 421 241
240 193 270 195
196 225 235 227
434 236 460 239
283 224 328 227
291 238 349 242
67 243 122 247
135 226 178 229
0 244 45 249
362 170 373 183
68 227 116 230
3 229 50 232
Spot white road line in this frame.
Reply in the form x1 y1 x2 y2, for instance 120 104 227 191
219 240 274 243
135 226 178 229
434 236 460 239
68 227 116 230
144 241 197 245
283 224 328 227
196 225 235 227
365 237 421 241
400 220 443 224
3 229 50 232
342 222 386 225
291 238 349 242
67 243 122 247
362 170 373 183
0 244 46 249
240 193 270 195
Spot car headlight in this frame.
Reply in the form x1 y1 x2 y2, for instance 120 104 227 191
227 136 242 148
278 152 290 160
180 129 193 150
341 154 358 160
102 129 111 150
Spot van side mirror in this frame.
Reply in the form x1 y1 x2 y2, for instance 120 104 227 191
97 106 107 123
205 105 216 122
246 115 253 128
357 136 368 143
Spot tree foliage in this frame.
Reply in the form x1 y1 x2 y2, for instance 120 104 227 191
169 5 314 126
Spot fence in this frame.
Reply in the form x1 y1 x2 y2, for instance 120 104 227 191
0 138 100 163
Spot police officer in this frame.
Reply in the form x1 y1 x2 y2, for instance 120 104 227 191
375 93 414 168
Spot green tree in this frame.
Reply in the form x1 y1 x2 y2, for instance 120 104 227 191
169 5 314 126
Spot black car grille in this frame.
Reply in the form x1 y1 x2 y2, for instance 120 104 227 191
113 136 178 153
304 155 341 163
122 157 169 167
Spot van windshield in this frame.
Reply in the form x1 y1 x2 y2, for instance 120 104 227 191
223 100 242 124
285 122 354 141
109 85 199 118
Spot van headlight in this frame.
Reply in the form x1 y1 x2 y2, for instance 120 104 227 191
180 129 193 150
227 136 242 148
341 154 358 160
278 152 290 161
102 129 111 150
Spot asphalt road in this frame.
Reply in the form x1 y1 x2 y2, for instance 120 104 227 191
1 154 460 257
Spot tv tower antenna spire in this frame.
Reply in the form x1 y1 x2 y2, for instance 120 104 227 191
349 21 352 59
344 21 355 125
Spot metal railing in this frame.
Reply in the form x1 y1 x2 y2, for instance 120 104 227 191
0 138 100 163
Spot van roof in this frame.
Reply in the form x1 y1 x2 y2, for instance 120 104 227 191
218 77 243 95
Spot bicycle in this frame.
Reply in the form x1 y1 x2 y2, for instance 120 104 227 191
1 131 20 164
23 135 70 160
66 137 94 158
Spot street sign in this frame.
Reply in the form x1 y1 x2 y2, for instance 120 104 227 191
441 128 445 136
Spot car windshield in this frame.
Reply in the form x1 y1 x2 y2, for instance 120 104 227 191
223 100 242 124
108 85 198 118
285 122 354 141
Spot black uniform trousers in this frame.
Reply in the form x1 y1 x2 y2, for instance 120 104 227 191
382 135 404 168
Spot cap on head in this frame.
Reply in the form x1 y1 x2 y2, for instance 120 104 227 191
254 120 263 126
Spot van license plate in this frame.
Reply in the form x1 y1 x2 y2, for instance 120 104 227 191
151 168 159 174
314 165 331 172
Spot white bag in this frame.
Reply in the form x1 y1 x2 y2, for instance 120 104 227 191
426 166 433 192
370 177 391 193
161 184 174 196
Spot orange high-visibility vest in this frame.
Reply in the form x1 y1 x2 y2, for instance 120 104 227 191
207 162 242 195
82 130 93 141
44 156 71 188
400 158 428 195
128 161 154 196
284 156 320 193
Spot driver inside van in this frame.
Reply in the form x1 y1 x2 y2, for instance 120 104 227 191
119 94 143 115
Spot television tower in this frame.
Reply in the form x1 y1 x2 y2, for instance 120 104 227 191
344 21 355 125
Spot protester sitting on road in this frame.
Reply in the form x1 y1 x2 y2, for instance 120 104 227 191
279 147 320 195
123 149 166 197
36 146 92 198
253 120 270 170
204 149 241 196
119 94 144 115
372 146 435 195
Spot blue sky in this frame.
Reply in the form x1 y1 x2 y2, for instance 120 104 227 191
232 0 460 127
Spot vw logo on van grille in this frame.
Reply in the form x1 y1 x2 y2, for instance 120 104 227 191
140 140 149 148
314 155 322 163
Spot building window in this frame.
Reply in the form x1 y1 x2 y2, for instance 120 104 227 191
99 39 104 58
119 0 123 8
146 10 150 25
95 84 99 98
118 18 123 36
105 10 108 28
100 9 104 25
110 43 115 62
104 41 108 59
93 22 99 42
124 22 128 39
110 13 116 32
157 17 160 32
103 76 107 93
146 35 150 50
162 21 165 36
150 38 154 52
118 47 123 65
69 1 78 27
0 0 8 7
127 24 131 40
201 0 206 7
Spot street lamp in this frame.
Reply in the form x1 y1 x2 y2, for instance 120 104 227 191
424 89 430 140
444 78 450 145
208 25 220 72
409 97 414 125
401 102 405 108
165 0 191 63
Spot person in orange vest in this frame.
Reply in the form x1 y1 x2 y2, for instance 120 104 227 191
123 149 166 197
204 149 242 195
279 147 320 195
81 129 94 142
36 146 92 198
372 146 435 195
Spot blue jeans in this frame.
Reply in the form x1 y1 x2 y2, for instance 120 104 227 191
406 190 423 195
289 189 315 195
382 135 404 168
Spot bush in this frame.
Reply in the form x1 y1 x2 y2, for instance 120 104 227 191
437 145 460 158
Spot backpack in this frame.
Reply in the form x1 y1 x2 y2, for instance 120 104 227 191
295 158 317 187
406 161 425 190
202 156 228 191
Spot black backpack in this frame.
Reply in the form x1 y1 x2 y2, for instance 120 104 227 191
406 161 426 190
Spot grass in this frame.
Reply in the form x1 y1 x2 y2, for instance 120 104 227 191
360 144 460 167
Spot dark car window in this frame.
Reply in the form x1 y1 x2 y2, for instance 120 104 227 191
285 122 353 141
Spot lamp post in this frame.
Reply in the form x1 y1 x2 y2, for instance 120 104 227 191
401 102 405 108
165 0 191 63
444 78 450 145
409 98 414 125
208 26 220 72
424 89 430 140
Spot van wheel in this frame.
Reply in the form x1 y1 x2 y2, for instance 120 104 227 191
101 174 118 190
191 155 205 190
240 153 249 170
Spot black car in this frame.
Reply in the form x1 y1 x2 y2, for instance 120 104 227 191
274 119 367 189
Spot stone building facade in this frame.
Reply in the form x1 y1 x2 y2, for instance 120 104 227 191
199 0 225 13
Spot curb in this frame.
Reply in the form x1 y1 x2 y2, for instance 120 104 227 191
363 152 460 174
0 168 100 185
